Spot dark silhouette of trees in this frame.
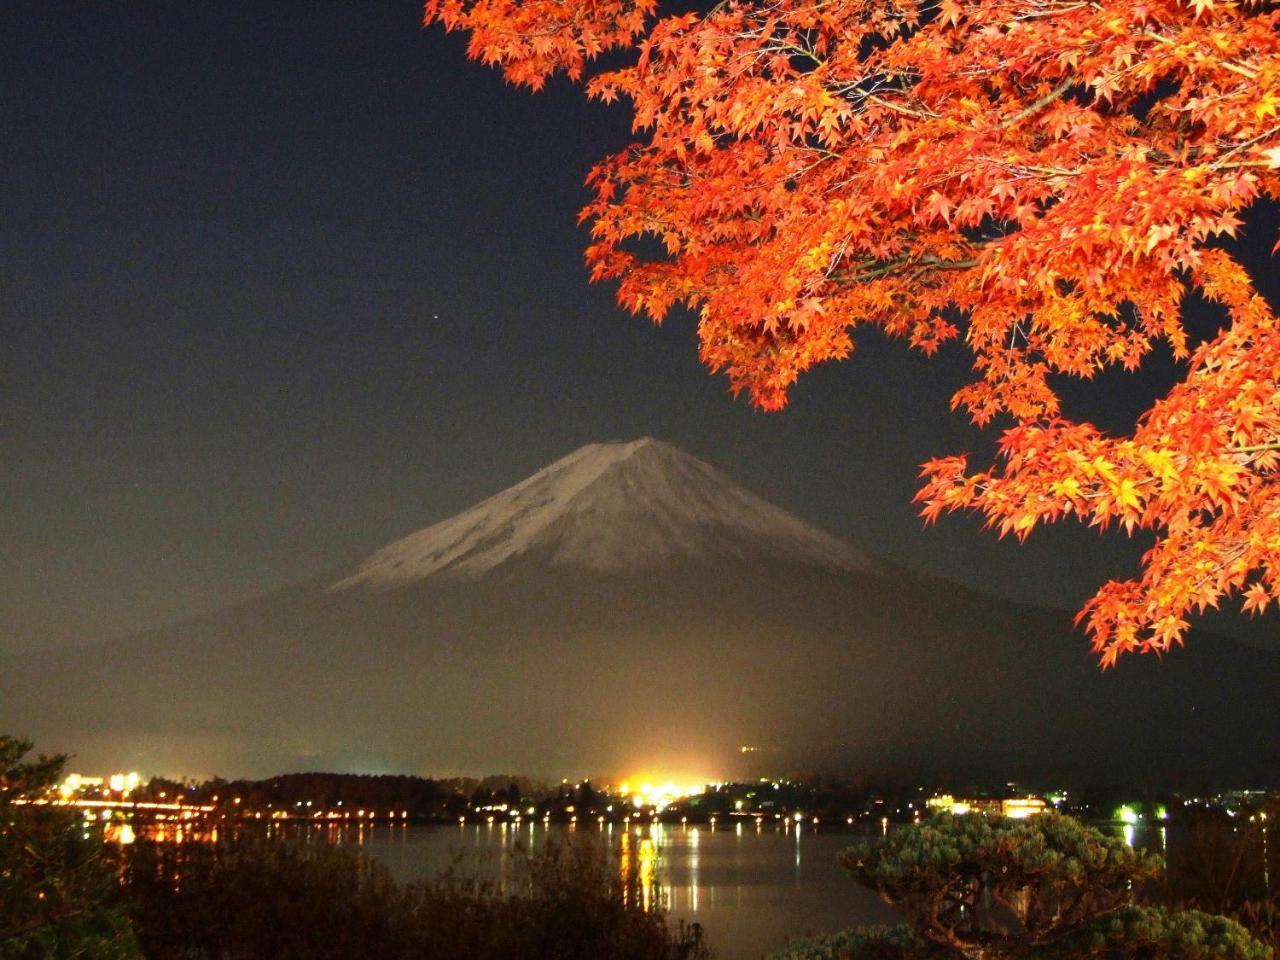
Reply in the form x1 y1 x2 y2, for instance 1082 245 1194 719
120 829 708 960
774 813 1270 960
1162 801 1280 954
0 736 140 959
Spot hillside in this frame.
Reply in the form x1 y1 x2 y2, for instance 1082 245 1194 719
3 439 1276 783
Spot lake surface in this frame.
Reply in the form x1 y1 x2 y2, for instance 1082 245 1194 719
349 820 897 960
136 817 1161 958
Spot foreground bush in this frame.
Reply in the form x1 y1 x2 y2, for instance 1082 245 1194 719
120 828 708 960
777 908 1270 960
0 736 141 960
1161 803 1280 955
771 814 1271 960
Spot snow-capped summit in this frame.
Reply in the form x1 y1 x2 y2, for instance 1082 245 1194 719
331 438 880 590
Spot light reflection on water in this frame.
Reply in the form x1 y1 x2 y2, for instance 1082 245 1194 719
241 819 893 959
361 821 896 959
107 819 1178 960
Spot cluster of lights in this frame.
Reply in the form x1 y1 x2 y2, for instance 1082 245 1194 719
229 808 412 822
61 768 1211 842
58 773 104 796
54 771 142 800
107 772 142 793
616 781 707 812
1114 804 1169 824
925 794 1047 819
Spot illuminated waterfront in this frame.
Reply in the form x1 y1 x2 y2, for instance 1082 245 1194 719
107 814 1194 959
54 765 1267 958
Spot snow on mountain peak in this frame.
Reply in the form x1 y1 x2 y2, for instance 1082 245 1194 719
330 438 879 590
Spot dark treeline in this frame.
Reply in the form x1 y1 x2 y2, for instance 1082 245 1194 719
142 771 540 818
132 767 1279 835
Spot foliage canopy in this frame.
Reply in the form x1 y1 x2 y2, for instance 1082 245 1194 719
424 0 1280 663
0 736 140 960
842 812 1163 956
773 813 1272 960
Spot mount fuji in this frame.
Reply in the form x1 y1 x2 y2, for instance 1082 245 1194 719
3 438 1278 782
332 438 880 588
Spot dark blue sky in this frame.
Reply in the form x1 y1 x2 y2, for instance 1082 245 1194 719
2 0 1275 654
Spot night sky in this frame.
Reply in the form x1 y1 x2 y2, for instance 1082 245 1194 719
3 0 1276 656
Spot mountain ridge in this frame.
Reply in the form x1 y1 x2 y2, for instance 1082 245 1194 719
2 438 1277 782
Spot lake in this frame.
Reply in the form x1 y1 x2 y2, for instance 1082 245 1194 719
344 819 897 960
121 816 1163 958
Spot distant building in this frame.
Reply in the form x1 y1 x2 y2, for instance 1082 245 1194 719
58 773 105 798
927 793 1047 819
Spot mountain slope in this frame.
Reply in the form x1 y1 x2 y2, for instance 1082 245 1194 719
2 439 1277 783
332 438 880 589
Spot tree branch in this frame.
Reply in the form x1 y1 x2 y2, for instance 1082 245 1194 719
1000 77 1074 129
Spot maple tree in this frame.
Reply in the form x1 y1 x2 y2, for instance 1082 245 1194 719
423 0 1280 664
